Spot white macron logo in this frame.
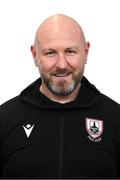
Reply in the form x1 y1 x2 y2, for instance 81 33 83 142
23 124 34 138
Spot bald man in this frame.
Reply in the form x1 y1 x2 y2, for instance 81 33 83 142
0 14 120 179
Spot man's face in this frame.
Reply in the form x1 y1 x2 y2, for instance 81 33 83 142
31 19 90 96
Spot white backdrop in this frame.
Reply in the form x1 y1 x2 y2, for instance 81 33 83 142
0 0 120 104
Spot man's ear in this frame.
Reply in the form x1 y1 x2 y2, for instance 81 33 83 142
84 42 90 64
30 45 38 66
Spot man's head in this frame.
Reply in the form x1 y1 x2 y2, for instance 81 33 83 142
31 14 90 98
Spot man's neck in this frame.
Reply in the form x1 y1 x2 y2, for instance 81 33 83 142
39 84 80 104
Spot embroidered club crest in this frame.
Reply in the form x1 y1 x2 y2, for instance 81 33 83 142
86 118 103 139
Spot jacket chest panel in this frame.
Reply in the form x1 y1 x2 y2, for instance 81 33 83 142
1 109 118 178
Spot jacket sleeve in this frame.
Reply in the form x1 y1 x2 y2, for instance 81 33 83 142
0 115 3 178
0 149 3 178
116 114 120 178
117 141 120 178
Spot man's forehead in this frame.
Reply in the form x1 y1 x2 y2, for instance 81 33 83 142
35 14 85 47
38 35 82 49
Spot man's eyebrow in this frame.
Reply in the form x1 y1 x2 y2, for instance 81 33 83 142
42 48 57 52
65 46 79 50
41 46 79 53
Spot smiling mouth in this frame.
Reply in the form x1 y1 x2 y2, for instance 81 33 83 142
53 73 71 77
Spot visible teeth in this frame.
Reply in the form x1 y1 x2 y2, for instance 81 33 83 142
55 74 69 77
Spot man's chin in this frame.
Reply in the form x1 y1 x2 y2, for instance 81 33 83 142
41 75 78 96
50 89 73 96
48 82 76 96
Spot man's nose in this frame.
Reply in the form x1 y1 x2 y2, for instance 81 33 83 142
55 53 68 69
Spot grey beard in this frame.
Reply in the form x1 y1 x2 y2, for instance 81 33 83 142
48 81 76 96
41 74 80 96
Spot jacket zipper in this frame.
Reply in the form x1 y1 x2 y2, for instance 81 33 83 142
58 108 64 178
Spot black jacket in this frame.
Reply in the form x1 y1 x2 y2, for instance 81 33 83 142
0 76 120 179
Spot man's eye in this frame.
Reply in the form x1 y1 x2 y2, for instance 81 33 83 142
45 51 57 57
65 50 76 56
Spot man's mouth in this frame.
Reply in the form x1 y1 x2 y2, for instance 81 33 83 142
53 73 71 77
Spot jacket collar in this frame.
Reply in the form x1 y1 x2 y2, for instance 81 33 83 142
20 76 100 109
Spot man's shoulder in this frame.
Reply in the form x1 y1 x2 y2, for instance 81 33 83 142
99 92 120 112
0 95 21 114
